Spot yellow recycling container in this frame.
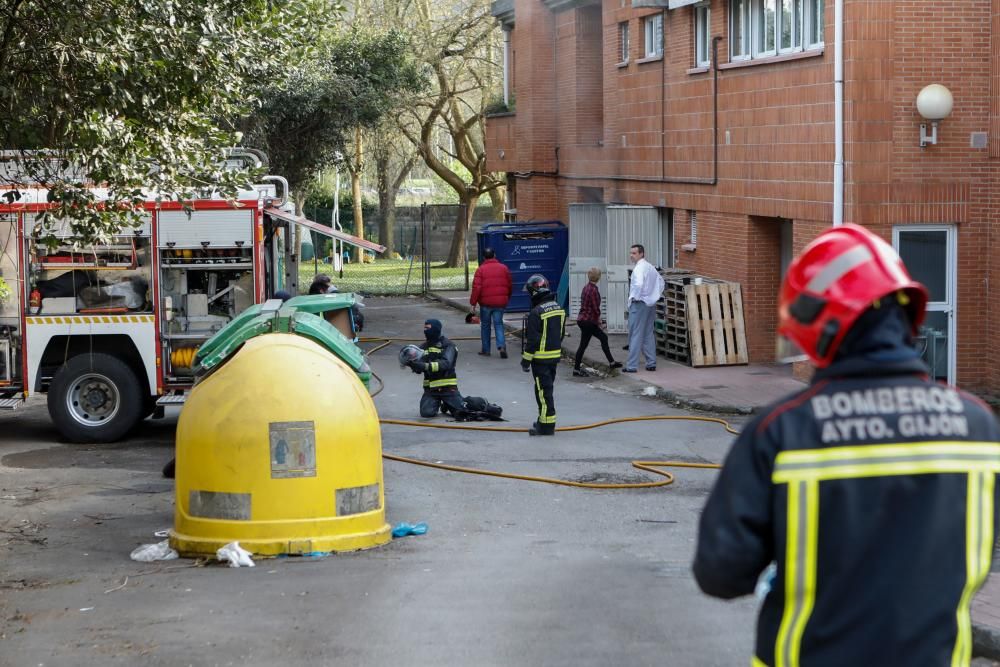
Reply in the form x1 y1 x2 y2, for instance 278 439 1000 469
170 333 391 556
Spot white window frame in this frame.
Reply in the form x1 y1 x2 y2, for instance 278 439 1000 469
643 13 664 59
619 21 630 64
730 0 751 60
695 4 712 68
732 0 823 61
805 0 824 48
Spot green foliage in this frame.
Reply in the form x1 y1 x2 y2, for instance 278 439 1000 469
241 26 427 199
485 93 515 115
303 190 376 213
0 0 330 245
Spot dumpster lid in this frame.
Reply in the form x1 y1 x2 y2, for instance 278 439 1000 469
479 220 565 232
193 295 369 385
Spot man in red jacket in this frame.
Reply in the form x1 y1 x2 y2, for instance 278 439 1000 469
470 247 512 358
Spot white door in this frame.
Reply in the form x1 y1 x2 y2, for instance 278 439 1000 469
606 206 662 333
568 204 607 320
893 225 956 384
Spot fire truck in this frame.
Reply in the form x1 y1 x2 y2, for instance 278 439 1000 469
0 151 383 442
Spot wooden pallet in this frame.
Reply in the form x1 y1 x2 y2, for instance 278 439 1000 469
685 282 748 366
656 279 691 363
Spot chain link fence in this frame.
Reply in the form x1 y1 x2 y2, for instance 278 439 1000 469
297 204 487 295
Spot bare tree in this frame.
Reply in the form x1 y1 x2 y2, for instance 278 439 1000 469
397 0 505 267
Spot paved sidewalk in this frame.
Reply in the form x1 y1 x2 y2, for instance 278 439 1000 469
431 290 804 415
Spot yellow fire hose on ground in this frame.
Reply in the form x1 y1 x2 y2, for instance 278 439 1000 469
361 337 733 490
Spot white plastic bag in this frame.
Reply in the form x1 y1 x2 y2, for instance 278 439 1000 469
216 541 255 568
130 540 179 562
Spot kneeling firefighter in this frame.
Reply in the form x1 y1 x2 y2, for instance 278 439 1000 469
521 275 565 436
400 319 465 418
693 224 1000 666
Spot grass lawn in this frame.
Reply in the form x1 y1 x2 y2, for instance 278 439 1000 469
299 258 479 294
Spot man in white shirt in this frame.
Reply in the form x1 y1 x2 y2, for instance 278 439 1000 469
624 244 664 373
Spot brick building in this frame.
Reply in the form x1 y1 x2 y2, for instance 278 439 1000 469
486 0 1000 393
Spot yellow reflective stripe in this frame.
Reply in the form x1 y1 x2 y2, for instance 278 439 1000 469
522 352 534 361
535 376 545 422
532 350 561 359
541 316 549 355
752 658 769 667
427 378 457 388
775 480 818 667
539 416 556 424
426 347 441 353
773 442 1000 483
430 362 439 372
540 310 563 319
777 442 1000 466
952 471 994 666
774 459 1000 483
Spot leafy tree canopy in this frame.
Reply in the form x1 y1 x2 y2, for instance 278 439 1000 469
0 0 333 244
240 26 426 203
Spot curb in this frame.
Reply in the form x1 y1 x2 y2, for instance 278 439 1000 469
428 291 755 416
974 623 1000 661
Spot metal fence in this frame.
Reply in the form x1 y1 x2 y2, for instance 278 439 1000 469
297 204 480 296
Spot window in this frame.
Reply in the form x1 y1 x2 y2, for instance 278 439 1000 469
695 5 711 67
731 0 823 61
619 21 630 64
643 13 663 59
730 0 750 59
689 211 698 244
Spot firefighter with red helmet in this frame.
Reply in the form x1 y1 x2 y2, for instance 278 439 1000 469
521 274 566 436
693 224 1000 666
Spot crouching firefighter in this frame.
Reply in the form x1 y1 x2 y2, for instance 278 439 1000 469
400 319 465 418
521 275 565 436
692 223 1000 667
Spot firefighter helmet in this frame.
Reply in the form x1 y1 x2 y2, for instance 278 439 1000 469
523 274 550 297
778 223 928 368
398 344 424 367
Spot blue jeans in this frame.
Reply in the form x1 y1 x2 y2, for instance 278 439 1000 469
480 306 506 353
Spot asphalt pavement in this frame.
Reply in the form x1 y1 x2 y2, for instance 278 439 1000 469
0 296 757 666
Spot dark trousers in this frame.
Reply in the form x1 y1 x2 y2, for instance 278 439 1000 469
420 388 464 418
574 321 614 369
531 363 557 433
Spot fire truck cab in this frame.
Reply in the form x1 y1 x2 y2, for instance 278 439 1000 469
0 164 382 443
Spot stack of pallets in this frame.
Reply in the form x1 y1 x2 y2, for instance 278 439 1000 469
654 272 749 367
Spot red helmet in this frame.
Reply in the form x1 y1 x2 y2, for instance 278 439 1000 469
778 223 928 367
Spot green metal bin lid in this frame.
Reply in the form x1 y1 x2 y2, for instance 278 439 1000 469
193 294 370 387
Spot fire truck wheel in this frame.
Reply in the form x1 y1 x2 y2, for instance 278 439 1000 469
47 353 144 443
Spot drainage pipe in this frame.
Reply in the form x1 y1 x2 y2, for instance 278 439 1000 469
833 0 844 226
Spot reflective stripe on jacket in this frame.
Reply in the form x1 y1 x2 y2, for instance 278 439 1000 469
693 358 1000 667
421 336 459 390
523 296 565 364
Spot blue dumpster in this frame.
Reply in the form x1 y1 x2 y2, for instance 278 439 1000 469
477 221 568 313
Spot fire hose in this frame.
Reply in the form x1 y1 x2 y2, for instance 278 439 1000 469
360 337 732 490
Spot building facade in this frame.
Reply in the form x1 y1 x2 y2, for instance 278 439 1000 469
487 0 1000 393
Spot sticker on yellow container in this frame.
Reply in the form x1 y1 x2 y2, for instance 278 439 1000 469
269 421 317 478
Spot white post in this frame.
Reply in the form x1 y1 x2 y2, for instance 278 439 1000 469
833 0 844 226
502 28 511 107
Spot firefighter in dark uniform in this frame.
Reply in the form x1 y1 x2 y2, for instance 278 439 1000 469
403 319 465 418
520 275 565 436
693 224 1000 667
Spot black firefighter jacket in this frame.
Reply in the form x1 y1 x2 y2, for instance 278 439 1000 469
522 295 565 365
420 336 458 392
693 357 1000 667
